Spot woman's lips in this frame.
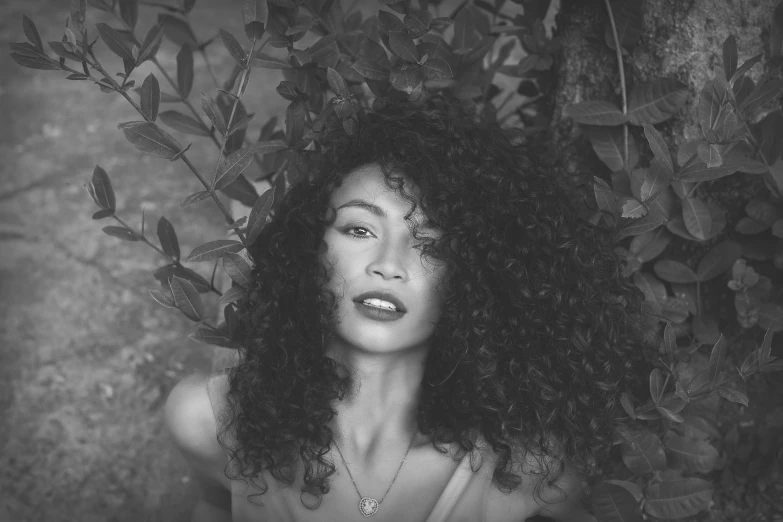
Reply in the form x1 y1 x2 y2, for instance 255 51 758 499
354 301 406 322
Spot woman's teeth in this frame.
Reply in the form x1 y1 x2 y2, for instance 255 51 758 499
363 298 397 311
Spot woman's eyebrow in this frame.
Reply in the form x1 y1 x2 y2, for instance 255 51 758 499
336 199 387 218
336 199 438 229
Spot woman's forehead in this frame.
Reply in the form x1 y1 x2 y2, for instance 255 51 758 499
331 164 424 216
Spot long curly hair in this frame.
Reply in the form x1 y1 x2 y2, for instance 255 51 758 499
215 96 653 510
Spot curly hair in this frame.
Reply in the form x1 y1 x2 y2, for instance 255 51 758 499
215 95 653 510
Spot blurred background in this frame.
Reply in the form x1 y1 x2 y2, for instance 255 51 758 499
0 0 288 520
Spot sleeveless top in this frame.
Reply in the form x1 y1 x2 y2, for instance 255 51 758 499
203 371 535 522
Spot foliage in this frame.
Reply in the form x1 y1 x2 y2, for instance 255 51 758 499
9 0 783 519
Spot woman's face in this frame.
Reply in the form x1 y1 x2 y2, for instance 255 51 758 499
321 164 446 355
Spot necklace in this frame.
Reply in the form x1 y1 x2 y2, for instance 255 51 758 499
332 431 416 517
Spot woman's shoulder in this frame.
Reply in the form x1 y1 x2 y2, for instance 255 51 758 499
163 370 232 489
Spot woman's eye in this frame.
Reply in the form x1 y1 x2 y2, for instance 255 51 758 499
343 226 373 239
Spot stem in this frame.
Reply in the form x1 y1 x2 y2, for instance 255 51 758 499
111 214 222 295
104 7 222 150
88 50 247 245
211 38 259 190
604 0 629 168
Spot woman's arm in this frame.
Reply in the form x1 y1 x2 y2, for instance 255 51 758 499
164 372 232 522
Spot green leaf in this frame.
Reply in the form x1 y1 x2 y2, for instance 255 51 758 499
563 101 627 125
220 28 246 67
243 0 268 41
327 67 350 97
177 43 194 98
621 430 667 474
359 39 390 69
22 15 43 51
643 479 713 519
452 5 482 53
310 34 340 69
285 100 305 147
649 368 664 403
218 285 248 306
70 0 86 34
421 58 452 80
154 263 211 293
157 14 198 47
140 73 160 121
181 190 213 207
663 432 719 473
96 23 135 62
119 121 181 159
404 10 432 39
201 93 227 135
188 324 239 348
716 386 749 406
722 35 737 79
377 10 405 34
158 110 210 136
643 124 674 175
89 165 116 212
247 187 275 244
48 41 82 61
697 142 722 168
352 58 389 80
102 226 141 241
223 252 253 287
627 78 689 125
738 79 783 114
590 482 644 522
10 53 59 70
149 289 175 308
214 146 256 190
118 0 138 30
682 196 712 240
185 239 245 263
729 53 762 85
678 161 741 182
586 125 639 172
157 216 180 261
390 66 423 95
389 30 419 63
249 51 292 69
169 275 205 321
733 75 755 107
137 24 164 64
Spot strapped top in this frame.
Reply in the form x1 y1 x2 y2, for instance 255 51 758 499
205 370 499 522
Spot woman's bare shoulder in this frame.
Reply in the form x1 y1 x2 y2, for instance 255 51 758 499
164 371 232 489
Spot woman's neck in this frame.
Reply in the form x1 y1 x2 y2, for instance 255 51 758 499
326 345 428 468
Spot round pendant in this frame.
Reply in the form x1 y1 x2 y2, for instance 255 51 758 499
359 497 379 517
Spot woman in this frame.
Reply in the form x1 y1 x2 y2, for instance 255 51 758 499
164 97 651 521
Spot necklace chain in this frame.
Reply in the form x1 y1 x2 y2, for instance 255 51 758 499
332 431 416 517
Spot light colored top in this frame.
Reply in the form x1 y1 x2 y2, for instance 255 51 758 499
205 371 536 522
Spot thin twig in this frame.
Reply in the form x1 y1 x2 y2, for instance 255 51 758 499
111 215 222 295
604 0 629 168
87 49 246 245
105 7 222 150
